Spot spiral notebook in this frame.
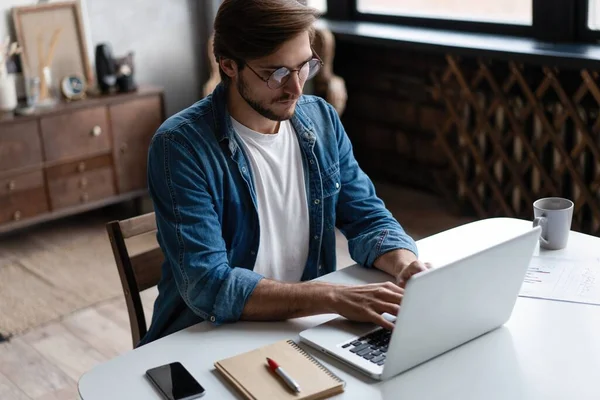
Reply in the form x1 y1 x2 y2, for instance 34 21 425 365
214 339 345 400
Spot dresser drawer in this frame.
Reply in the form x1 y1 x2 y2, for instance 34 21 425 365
0 186 49 225
48 167 116 210
0 165 49 226
0 170 44 197
0 121 42 171
40 106 111 162
110 96 162 193
45 154 113 180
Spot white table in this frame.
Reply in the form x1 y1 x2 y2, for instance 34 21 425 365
78 218 600 400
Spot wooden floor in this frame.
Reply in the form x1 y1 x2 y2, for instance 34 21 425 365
0 183 473 400
0 290 158 400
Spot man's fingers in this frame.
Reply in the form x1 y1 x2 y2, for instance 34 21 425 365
376 289 403 305
381 281 404 294
368 311 395 331
400 261 428 280
397 261 431 288
374 301 400 317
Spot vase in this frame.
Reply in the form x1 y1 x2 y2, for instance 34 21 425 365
0 74 18 112
37 66 58 108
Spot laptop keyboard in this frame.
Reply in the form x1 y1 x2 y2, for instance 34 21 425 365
341 329 391 366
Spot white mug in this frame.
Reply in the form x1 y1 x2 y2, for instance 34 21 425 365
532 197 573 250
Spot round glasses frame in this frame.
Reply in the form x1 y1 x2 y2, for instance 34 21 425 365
245 53 324 90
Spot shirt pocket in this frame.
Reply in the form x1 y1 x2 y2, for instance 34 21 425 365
321 162 341 198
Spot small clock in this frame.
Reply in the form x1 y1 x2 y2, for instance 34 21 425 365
61 75 87 101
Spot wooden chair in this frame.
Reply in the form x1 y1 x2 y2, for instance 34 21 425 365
106 212 164 347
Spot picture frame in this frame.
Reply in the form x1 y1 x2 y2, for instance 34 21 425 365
12 1 94 89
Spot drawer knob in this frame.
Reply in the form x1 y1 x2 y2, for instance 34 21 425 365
120 143 128 154
78 162 86 173
7 180 16 191
91 125 102 137
13 211 21 221
80 177 88 188
81 193 89 203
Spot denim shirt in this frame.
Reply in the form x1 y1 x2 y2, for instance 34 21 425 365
139 83 418 346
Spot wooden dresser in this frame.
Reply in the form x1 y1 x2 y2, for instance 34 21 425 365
0 86 165 234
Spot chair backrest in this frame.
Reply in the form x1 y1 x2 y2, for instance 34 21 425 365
106 212 164 347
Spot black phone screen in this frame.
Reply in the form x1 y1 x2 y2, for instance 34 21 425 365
146 362 205 400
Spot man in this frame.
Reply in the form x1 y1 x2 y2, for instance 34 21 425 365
140 0 430 346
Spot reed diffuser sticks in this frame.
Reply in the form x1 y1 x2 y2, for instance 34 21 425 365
37 28 62 100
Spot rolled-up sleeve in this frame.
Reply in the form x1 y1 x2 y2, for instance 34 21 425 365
148 132 263 324
326 104 419 267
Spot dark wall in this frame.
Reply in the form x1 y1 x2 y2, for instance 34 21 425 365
334 40 449 195
332 38 600 235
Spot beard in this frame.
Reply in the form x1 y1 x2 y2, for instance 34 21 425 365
236 74 297 121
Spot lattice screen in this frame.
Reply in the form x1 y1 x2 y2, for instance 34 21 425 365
431 55 600 236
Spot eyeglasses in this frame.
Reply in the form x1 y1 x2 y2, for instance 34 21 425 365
245 53 324 90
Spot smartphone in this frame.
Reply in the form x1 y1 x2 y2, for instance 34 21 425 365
146 362 206 400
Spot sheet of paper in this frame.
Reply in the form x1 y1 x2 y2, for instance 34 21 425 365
519 256 600 306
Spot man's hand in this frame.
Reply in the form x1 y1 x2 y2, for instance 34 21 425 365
241 254 432 331
330 282 404 330
395 260 433 288
242 279 405 331
374 249 432 288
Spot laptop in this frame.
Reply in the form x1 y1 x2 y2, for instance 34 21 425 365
299 226 541 380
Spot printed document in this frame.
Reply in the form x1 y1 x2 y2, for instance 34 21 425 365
520 256 600 306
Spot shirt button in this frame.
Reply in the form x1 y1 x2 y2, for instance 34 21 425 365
318 265 323 270
335 182 340 188
314 199 320 205
209 316 216 322
309 159 314 164
251 250 256 255
314 235 319 240
242 167 247 173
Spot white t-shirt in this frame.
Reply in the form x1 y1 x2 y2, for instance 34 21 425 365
231 117 310 282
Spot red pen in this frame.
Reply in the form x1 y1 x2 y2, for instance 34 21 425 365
266 357 301 393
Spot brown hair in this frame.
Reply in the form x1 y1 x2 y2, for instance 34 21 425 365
213 0 320 84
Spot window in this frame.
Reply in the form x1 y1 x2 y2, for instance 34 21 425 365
307 0 327 13
357 0 532 26
323 0 600 42
589 0 600 29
